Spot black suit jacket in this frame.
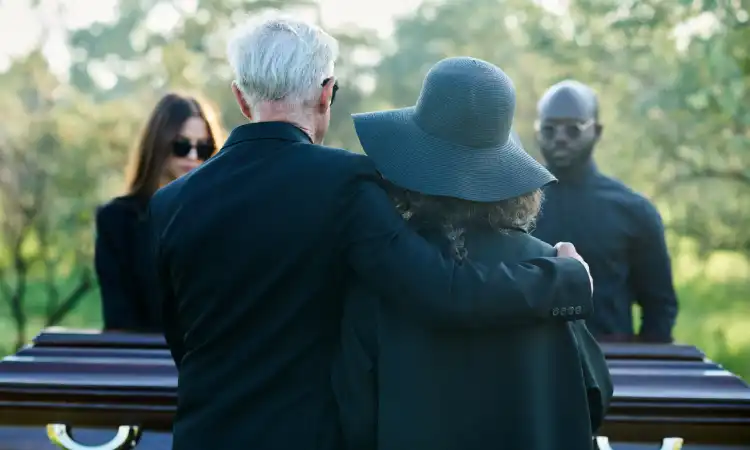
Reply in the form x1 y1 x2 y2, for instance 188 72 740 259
148 122 593 450
332 229 613 450
94 195 162 332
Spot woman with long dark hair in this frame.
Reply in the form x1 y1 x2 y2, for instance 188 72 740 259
95 93 225 332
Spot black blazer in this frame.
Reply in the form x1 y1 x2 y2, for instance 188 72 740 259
94 195 162 332
332 229 613 450
148 122 594 450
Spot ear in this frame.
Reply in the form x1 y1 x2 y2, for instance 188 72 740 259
533 119 543 141
594 123 603 141
317 78 335 114
232 82 253 120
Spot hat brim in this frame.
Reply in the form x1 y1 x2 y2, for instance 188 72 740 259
352 107 556 202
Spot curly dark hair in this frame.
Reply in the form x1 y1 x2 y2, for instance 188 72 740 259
386 183 544 260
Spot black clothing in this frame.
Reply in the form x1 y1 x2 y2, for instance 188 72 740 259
534 161 678 342
94 195 162 332
333 229 613 450
148 122 593 450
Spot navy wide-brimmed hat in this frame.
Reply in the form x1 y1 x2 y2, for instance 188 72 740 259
352 57 556 202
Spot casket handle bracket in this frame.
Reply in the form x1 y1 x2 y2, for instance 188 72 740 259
46 424 143 450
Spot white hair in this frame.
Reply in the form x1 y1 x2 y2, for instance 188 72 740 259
227 16 339 108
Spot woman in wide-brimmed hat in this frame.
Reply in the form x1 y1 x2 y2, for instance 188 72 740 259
332 56 612 450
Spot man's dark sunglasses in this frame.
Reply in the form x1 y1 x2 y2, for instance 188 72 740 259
172 139 215 160
537 119 595 140
322 77 339 105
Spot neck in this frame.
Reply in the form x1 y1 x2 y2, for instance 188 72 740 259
160 174 175 188
252 102 315 142
549 158 596 182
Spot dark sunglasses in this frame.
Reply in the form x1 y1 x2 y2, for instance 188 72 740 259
322 77 339 105
537 119 595 140
172 139 215 160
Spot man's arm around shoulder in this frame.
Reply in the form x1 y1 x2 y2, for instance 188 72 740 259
338 161 593 328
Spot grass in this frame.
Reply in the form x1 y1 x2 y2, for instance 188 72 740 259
672 277 750 378
0 249 748 381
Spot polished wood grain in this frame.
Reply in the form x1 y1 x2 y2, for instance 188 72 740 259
0 329 748 449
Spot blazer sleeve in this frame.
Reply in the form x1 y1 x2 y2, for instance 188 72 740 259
340 173 593 329
94 203 141 330
331 281 378 450
569 320 613 433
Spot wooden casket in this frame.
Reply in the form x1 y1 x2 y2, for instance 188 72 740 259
0 328 747 450
0 329 173 449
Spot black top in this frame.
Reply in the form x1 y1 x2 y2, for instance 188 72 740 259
94 195 162 332
533 160 678 342
333 229 613 450
148 122 593 450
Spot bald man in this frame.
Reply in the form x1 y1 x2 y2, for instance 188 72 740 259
531 80 678 343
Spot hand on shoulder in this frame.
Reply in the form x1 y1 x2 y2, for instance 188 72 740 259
555 242 593 295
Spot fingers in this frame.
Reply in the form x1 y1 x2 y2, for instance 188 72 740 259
554 241 577 257
555 242 594 295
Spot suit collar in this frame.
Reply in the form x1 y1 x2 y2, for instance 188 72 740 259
224 121 313 149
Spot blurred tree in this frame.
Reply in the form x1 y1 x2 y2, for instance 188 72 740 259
65 0 376 151
643 1 750 257
523 0 750 258
0 52 97 349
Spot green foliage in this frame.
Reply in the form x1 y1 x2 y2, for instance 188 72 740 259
673 276 750 379
0 278 101 356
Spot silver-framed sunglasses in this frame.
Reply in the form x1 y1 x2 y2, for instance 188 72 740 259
535 119 595 140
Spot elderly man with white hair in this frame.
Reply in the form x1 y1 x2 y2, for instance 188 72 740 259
148 16 594 450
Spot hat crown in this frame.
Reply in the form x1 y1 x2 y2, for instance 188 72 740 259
414 57 516 149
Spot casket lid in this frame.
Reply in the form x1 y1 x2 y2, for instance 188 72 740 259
33 328 166 349
1 329 748 445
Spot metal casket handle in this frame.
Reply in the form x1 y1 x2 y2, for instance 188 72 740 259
596 436 684 450
46 424 143 450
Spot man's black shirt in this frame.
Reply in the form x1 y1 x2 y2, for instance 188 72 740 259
533 161 678 342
